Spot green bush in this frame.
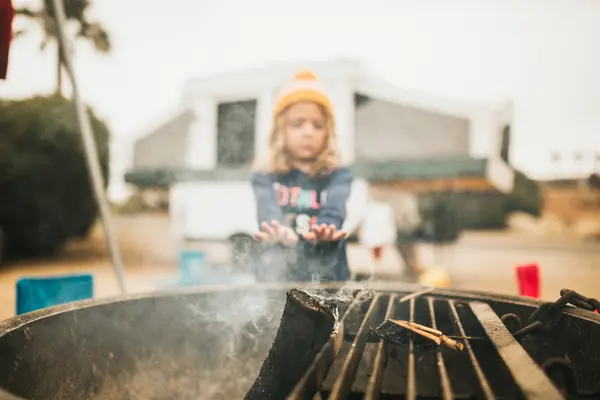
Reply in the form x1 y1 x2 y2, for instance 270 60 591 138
0 95 109 259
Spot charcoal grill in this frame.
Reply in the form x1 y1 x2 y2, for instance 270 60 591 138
0 283 599 400
249 285 600 400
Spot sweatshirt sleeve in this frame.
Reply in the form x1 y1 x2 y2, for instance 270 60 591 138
315 168 354 229
251 172 285 226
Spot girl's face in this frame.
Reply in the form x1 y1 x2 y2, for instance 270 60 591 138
283 101 328 162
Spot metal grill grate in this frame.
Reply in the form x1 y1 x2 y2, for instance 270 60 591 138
286 291 567 400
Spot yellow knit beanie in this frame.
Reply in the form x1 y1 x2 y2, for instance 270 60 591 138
273 69 334 121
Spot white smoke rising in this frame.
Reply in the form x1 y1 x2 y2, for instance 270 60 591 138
113 264 380 400
89 289 284 400
180 282 373 399
301 285 374 307
183 289 281 399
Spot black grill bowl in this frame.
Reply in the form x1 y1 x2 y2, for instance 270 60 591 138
0 282 599 400
0 284 292 400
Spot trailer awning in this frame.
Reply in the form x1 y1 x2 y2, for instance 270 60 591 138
123 156 493 188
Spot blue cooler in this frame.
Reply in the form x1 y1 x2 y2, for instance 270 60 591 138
16 274 94 315
178 250 208 285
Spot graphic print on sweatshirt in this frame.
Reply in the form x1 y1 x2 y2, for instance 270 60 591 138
273 181 327 235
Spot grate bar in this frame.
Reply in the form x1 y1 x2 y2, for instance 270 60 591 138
287 295 363 400
428 297 454 400
406 297 416 400
469 302 565 400
364 294 397 400
448 300 495 400
329 294 383 399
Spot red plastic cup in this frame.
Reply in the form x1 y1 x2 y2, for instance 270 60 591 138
515 263 541 299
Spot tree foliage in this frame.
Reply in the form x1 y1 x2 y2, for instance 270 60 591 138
14 0 111 94
0 95 109 259
15 0 111 52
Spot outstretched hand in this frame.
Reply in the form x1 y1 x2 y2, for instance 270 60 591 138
302 223 347 242
255 220 299 245
255 221 347 245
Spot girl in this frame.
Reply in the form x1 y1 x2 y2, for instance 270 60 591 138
251 69 353 282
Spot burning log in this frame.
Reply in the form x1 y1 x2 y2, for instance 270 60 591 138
245 289 338 400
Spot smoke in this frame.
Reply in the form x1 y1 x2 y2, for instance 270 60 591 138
177 284 374 399
251 240 377 324
171 234 383 400
301 285 374 309
182 289 283 399
91 289 285 400
96 245 376 399
90 284 374 399
299 284 375 335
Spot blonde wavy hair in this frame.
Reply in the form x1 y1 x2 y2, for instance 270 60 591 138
253 105 340 176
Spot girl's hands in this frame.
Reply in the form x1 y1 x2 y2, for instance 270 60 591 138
302 223 347 242
255 220 299 245
255 221 347 245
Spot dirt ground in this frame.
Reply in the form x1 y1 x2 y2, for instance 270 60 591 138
1 212 599 322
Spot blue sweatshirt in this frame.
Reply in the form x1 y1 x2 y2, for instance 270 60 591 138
251 167 354 282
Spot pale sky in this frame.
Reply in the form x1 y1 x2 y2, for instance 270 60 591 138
0 0 539 139
2 0 599 191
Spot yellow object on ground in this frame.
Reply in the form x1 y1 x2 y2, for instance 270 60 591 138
418 266 452 288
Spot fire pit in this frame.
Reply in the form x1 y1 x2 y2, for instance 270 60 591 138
1 283 599 399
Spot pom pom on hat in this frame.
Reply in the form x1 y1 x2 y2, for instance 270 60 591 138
273 68 334 120
293 69 318 81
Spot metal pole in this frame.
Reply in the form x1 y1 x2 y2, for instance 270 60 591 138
51 0 127 293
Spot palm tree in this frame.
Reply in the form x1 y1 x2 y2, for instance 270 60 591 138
14 0 110 95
